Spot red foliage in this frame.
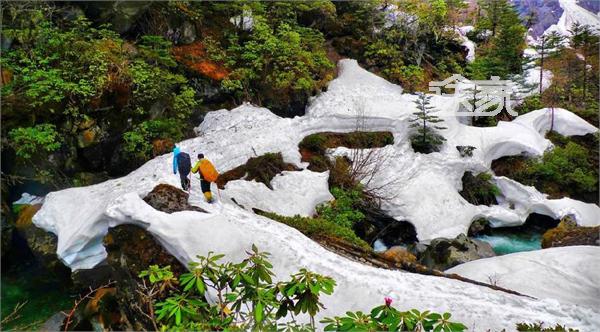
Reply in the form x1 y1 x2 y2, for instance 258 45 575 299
172 42 228 80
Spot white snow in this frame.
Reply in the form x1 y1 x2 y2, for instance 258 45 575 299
33 59 600 330
223 170 333 217
13 192 44 205
455 26 476 62
544 0 600 36
446 246 600 309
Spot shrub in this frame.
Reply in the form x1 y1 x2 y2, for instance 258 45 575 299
259 211 370 250
140 246 336 330
321 298 467 332
459 172 500 206
316 187 365 229
521 142 596 195
123 119 185 160
516 322 578 332
8 124 61 159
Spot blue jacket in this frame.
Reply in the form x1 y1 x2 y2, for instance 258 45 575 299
173 146 181 174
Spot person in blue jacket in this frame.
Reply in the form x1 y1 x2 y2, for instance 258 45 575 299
172 146 191 191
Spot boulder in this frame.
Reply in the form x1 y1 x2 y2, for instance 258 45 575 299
143 183 206 213
468 218 491 237
541 216 600 248
380 246 417 264
15 204 69 276
419 234 496 270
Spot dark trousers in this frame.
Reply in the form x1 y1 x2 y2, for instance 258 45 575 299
179 172 190 191
200 179 211 193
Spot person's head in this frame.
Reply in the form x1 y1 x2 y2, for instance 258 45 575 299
173 145 180 155
198 153 204 159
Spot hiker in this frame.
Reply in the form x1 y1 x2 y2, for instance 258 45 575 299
191 153 219 203
173 146 192 191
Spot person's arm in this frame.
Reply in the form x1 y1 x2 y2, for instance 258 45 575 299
191 161 200 174
173 155 178 174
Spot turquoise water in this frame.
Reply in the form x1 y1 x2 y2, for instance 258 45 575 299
476 233 542 255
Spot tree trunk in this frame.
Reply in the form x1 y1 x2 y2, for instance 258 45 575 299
539 42 545 95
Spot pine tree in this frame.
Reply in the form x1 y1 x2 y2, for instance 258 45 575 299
409 93 447 153
570 23 600 105
534 31 565 94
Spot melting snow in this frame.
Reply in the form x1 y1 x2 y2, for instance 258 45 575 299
33 59 600 330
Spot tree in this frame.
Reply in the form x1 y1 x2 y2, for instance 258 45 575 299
534 31 565 94
409 93 447 153
570 23 600 105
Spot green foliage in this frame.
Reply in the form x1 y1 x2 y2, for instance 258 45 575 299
2 10 196 178
467 0 526 79
321 304 467 332
516 322 578 332
299 134 328 155
140 246 336 330
516 95 544 115
409 93 447 153
8 124 61 159
459 172 500 206
259 212 371 250
515 141 597 197
123 119 184 160
317 187 365 229
138 265 176 284
220 15 333 113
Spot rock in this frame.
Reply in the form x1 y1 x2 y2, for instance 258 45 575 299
152 138 174 157
40 312 67 332
180 21 197 44
420 234 496 270
102 224 187 330
15 204 69 276
380 246 417 264
468 218 491 237
143 183 206 213
541 216 600 248
456 145 476 157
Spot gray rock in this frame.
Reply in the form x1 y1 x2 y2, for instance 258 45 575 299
419 233 495 270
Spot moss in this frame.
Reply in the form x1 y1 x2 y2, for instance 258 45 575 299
298 131 394 170
258 211 371 250
459 172 500 206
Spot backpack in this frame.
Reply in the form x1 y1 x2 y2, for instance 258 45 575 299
177 152 191 175
199 159 219 182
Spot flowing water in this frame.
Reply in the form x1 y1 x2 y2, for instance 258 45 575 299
476 232 542 255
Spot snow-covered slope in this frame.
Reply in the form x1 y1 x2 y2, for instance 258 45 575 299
544 0 600 36
446 246 600 308
34 59 600 330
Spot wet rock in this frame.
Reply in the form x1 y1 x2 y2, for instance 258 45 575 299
143 183 206 213
541 216 600 248
40 312 67 332
102 224 186 330
380 246 417 264
15 204 69 276
468 218 491 237
420 234 496 270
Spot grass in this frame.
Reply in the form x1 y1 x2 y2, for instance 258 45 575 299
258 211 371 250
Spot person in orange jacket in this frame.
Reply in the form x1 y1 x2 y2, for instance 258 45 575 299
191 153 219 203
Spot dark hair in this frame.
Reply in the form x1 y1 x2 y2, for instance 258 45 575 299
198 153 204 159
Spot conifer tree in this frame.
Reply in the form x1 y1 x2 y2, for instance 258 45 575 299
409 93 447 153
534 31 565 94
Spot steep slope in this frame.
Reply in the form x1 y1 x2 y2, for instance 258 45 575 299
34 59 600 330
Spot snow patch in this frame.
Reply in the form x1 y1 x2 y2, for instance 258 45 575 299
446 246 600 309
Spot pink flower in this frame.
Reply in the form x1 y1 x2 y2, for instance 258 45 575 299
384 296 393 307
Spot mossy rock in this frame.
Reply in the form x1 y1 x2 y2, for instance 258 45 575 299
541 216 600 248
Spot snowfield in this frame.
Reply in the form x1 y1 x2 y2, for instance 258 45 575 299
544 0 600 36
34 59 600 330
446 246 600 308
